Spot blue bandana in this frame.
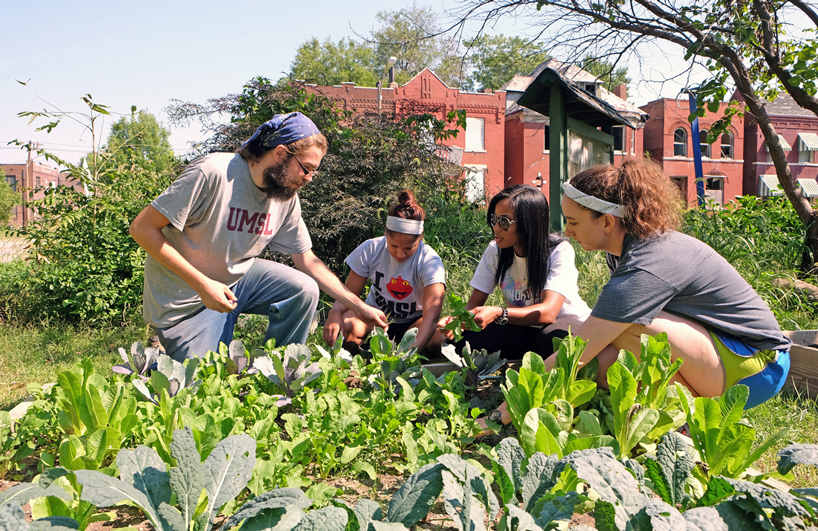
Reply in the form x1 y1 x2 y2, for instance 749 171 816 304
241 112 320 150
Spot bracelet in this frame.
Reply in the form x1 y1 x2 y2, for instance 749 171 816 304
494 307 508 326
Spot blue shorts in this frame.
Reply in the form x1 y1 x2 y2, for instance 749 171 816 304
711 331 791 409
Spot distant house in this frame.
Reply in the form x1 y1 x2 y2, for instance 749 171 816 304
742 92 818 200
502 59 648 192
302 68 506 201
0 161 82 226
640 98 744 207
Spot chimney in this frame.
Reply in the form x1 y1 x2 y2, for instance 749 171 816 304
614 84 627 100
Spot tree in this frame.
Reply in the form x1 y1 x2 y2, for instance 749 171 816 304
98 109 177 176
465 34 551 91
580 55 630 93
452 0 818 269
371 4 466 88
0 168 18 226
289 38 379 87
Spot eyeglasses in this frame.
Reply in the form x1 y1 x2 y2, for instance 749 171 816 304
292 154 320 177
490 213 517 231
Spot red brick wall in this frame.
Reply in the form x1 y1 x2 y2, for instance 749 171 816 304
639 99 744 206
304 69 506 201
1 162 78 226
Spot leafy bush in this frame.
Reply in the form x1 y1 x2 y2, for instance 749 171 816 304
3 103 177 325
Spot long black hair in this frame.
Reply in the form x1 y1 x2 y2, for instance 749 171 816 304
487 184 561 297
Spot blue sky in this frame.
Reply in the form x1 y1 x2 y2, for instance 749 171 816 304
1 0 692 166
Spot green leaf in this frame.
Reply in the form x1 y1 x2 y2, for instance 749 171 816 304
294 506 348 531
520 408 562 458
223 488 312 530
521 452 560 513
168 427 206 526
386 462 444 527
74 469 163 529
202 433 256 525
117 445 172 513
777 443 818 475
352 461 377 481
353 499 383 531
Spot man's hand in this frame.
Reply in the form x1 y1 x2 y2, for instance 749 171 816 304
470 306 503 329
197 278 238 313
323 308 344 345
355 304 388 331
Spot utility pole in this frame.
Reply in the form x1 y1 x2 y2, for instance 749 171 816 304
23 141 41 226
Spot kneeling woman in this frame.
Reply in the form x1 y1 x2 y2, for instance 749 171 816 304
556 158 791 410
324 191 446 352
439 184 591 359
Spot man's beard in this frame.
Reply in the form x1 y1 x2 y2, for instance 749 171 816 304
261 161 298 201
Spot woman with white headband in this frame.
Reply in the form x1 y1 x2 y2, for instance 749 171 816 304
438 184 591 360
323 190 446 352
481 158 790 433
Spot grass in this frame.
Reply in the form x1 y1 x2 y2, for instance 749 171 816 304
746 388 818 488
0 321 148 411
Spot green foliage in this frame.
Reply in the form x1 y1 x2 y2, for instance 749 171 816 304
464 34 550 91
0 168 20 226
5 100 177 325
288 37 379 87
679 383 791 480
90 109 176 175
441 291 481 343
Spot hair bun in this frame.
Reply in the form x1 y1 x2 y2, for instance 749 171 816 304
389 190 424 221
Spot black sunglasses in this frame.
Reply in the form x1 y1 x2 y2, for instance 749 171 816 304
292 154 320 177
490 213 517 231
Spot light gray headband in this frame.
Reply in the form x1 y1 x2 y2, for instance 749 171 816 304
386 216 424 235
562 183 628 218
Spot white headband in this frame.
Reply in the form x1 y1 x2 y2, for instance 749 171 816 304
386 216 424 235
562 183 628 218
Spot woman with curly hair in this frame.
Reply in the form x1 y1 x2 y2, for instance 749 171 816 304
483 158 790 431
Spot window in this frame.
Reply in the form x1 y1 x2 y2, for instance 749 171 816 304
705 176 724 206
797 132 818 163
36 176 41 187
721 132 733 159
673 128 687 157
699 130 711 158
612 126 625 153
543 125 550 152
6 175 16 192
671 176 688 204
465 117 485 152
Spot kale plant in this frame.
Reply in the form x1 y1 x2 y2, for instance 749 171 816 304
440 341 506 387
255 343 323 398
132 355 201 405
112 341 160 379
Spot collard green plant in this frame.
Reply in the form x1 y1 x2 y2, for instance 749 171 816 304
442 292 480 343
255 343 323 399
678 383 790 480
132 355 201 405
363 327 423 389
112 341 159 379
643 431 696 510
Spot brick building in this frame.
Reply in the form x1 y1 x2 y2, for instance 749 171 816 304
640 98 744 206
1 161 82 226
502 60 648 192
303 68 506 201
743 92 818 199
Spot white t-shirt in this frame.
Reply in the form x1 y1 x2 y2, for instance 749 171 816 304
470 240 591 322
346 236 446 323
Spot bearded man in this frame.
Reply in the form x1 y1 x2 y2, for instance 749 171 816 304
130 112 388 361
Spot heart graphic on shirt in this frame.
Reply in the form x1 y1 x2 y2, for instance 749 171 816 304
387 275 413 300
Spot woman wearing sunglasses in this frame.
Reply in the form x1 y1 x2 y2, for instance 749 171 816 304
437 184 590 359
324 190 446 353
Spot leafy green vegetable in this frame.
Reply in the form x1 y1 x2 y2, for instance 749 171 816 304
442 292 480 343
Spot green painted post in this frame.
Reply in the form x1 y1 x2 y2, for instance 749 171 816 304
549 85 565 230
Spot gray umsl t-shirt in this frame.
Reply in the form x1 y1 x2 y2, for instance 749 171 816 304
143 153 312 327
592 231 790 352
